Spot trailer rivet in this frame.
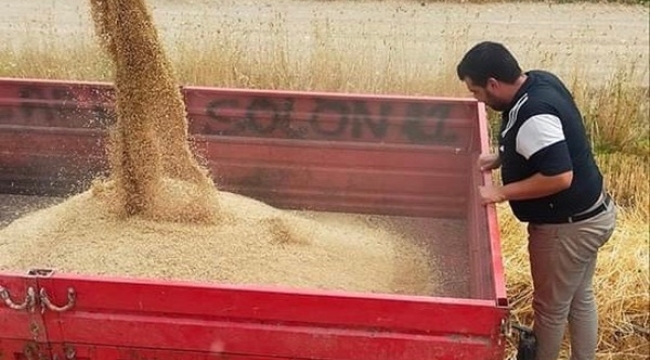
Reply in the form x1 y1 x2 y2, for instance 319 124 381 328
65 346 77 360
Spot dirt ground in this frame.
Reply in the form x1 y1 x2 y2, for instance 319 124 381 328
0 0 647 87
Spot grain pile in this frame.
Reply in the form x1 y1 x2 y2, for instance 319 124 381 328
0 179 439 295
0 0 442 295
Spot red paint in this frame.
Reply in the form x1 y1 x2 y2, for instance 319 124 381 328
0 273 49 360
0 77 509 359
460 102 507 305
0 339 50 360
477 102 508 306
36 273 505 359
0 273 45 342
38 274 501 336
0 77 475 217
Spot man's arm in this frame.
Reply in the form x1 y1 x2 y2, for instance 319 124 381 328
478 153 502 171
479 113 573 205
479 171 573 204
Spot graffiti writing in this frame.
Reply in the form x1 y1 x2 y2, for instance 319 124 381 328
3 83 461 145
203 97 458 144
5 85 115 128
207 97 301 138
308 100 392 139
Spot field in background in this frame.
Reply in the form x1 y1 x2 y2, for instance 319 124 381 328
0 0 648 358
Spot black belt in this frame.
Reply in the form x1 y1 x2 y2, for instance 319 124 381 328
544 194 612 224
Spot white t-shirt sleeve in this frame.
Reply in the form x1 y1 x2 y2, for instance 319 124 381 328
516 114 565 160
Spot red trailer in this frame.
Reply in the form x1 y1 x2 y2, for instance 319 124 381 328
0 77 509 360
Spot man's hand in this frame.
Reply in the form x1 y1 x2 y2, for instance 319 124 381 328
478 153 501 171
478 172 573 205
479 185 507 205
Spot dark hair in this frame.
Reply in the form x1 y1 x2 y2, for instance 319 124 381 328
456 41 522 87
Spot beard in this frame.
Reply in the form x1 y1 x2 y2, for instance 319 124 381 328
484 92 509 112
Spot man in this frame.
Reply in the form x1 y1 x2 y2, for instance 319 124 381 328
456 41 616 360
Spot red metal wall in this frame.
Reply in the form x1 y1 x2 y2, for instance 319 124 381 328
0 78 479 218
1 271 508 360
0 78 508 359
465 102 507 305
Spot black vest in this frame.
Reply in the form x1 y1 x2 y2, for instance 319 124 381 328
498 71 604 223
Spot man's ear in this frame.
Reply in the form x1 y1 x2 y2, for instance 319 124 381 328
486 77 499 90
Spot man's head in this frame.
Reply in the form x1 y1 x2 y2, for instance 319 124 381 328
456 41 524 111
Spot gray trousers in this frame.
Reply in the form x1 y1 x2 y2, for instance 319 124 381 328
527 197 616 360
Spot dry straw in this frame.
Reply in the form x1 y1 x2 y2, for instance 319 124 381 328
500 202 649 359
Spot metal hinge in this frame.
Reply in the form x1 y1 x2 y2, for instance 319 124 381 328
0 286 37 312
0 268 76 314
40 287 76 314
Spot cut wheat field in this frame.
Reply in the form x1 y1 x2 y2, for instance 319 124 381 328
0 0 648 359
